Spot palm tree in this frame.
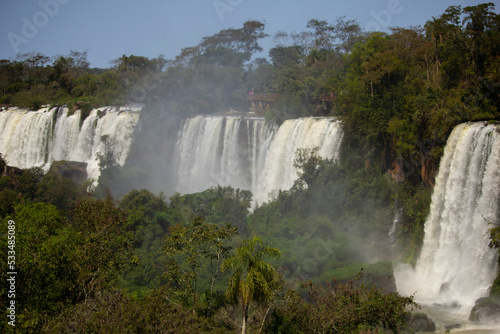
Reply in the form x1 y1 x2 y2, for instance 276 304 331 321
221 236 281 334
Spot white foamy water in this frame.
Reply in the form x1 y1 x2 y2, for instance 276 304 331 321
175 115 343 204
0 106 140 181
395 122 500 326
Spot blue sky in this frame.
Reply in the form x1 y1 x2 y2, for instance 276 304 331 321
0 0 496 68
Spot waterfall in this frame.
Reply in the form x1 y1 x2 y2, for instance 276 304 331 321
176 115 271 195
0 108 342 200
0 107 55 169
254 117 343 204
389 199 403 248
395 122 500 316
0 106 140 181
175 115 343 204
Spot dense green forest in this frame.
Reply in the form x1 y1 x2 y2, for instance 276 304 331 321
1 3 499 333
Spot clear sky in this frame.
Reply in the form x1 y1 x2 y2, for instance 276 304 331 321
0 0 496 68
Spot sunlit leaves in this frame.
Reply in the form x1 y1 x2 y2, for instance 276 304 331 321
163 217 237 310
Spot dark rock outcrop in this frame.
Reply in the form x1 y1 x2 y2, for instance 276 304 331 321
1 164 24 188
403 312 436 333
2 165 23 178
470 297 500 323
49 161 88 184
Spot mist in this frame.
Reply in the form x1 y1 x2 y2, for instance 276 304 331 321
1 6 500 331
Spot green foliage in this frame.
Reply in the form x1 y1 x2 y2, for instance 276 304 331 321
0 203 80 332
488 274 500 299
163 217 238 313
319 262 396 292
0 50 166 109
111 54 166 72
490 226 500 250
469 296 500 322
174 20 267 67
266 94 307 124
118 189 169 294
70 197 133 299
120 189 168 231
137 20 268 118
250 149 393 237
171 186 252 233
1 5 498 331
0 187 19 217
334 4 500 184
94 134 126 198
269 46 304 68
396 183 432 264
45 287 222 334
16 167 44 201
35 169 87 215
222 236 281 333
271 279 416 333
488 225 500 299
0 153 6 171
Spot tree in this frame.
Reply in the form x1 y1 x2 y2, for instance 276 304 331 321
306 17 362 53
172 186 252 233
119 189 168 233
198 20 267 66
71 197 132 302
221 236 281 334
277 278 416 333
269 46 305 68
462 2 497 76
0 203 81 332
15 52 52 85
16 167 44 201
119 189 169 294
200 221 238 317
307 19 336 51
35 168 87 215
163 217 237 314
273 29 316 54
51 50 90 93
293 147 329 189
173 20 267 67
333 16 363 54
95 134 120 198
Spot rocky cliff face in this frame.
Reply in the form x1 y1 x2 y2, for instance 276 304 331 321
49 161 88 185
388 154 438 186
420 154 437 187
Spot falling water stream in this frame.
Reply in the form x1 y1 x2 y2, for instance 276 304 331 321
395 122 500 332
0 106 140 181
175 115 343 204
3 108 500 332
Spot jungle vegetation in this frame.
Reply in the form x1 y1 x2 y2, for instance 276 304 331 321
1 3 499 333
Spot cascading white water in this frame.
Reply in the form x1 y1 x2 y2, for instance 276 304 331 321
389 200 403 248
175 115 343 204
176 115 271 194
254 117 343 204
395 122 500 319
0 106 140 181
0 107 55 169
0 108 342 200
